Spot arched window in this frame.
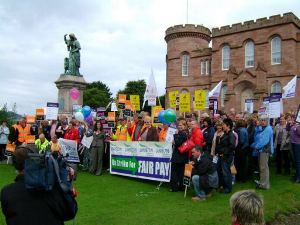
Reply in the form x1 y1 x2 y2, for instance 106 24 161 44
222 45 230 70
271 81 282 93
271 37 281 65
221 85 228 107
182 53 189 76
245 41 254 68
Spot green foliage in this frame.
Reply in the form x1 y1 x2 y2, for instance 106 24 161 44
118 80 146 99
83 81 112 108
0 103 20 127
1 164 300 225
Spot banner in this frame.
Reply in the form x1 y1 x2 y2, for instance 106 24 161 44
208 80 223 98
244 99 253 113
179 93 190 113
169 91 178 108
130 95 140 111
46 102 59 120
58 138 79 162
194 90 206 110
110 141 172 182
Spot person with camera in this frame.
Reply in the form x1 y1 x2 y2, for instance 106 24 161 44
0 146 77 225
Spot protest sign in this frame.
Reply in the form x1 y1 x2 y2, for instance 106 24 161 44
194 90 206 110
269 95 281 118
118 94 126 103
130 95 140 111
81 135 93 148
152 106 163 126
97 107 106 120
179 93 190 112
110 141 172 182
26 115 36 124
35 108 45 121
107 112 116 121
46 102 59 120
244 99 253 113
169 91 178 108
209 99 218 114
165 127 176 143
58 138 79 162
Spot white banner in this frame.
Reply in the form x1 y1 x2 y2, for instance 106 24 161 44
208 80 223 98
110 141 172 182
58 138 79 162
282 75 297 99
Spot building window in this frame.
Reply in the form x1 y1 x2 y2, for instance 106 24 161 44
182 53 189 76
271 37 281 65
206 61 210 75
271 81 282 93
201 61 206 75
245 41 254 68
221 85 228 107
222 45 230 70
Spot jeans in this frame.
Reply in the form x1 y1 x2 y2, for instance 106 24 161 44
292 143 300 180
192 175 206 198
217 155 233 192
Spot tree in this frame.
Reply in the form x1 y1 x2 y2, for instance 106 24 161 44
83 81 112 108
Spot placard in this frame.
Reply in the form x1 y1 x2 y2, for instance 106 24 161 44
58 138 79 162
46 102 59 120
244 99 253 113
152 106 163 126
118 94 126 104
179 93 190 113
130 95 140 111
107 112 116 121
26 115 36 124
194 90 206 110
165 127 177 143
169 91 178 108
269 95 281 118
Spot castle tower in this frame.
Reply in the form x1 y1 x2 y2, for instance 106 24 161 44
164 24 211 109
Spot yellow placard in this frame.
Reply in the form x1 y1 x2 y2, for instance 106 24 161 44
179 93 190 112
107 112 116 121
194 90 207 110
35 108 45 116
169 91 178 108
151 106 163 126
130 95 140 111
118 94 126 104
26 115 36 124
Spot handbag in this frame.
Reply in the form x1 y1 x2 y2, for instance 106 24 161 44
178 139 195 154
230 164 237 175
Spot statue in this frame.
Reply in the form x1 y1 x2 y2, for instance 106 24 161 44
64 33 81 76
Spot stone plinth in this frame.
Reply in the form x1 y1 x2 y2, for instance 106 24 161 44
55 74 87 115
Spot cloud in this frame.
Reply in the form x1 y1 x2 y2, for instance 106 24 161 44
0 0 299 114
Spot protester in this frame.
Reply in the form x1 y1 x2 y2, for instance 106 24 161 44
202 117 215 155
49 135 62 158
112 118 131 141
50 119 61 140
56 120 68 139
247 115 259 178
89 121 105 176
0 120 10 161
64 121 80 144
159 123 169 142
0 146 77 225
139 116 159 141
274 115 291 175
191 145 217 201
287 115 300 183
170 119 189 192
215 118 235 193
39 120 51 141
230 190 264 225
235 119 249 182
35 133 50 154
211 121 224 156
14 119 31 146
189 119 204 148
127 113 144 141
251 115 274 189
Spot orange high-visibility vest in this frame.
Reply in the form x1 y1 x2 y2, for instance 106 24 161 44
17 124 31 143
159 128 168 142
115 125 128 141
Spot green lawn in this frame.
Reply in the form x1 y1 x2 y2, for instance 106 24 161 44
1 164 300 225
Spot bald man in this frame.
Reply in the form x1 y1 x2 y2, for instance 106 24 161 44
34 133 49 154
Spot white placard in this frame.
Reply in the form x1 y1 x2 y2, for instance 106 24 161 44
58 138 79 162
46 102 59 120
165 127 177 143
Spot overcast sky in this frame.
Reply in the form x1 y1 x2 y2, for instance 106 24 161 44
0 0 299 115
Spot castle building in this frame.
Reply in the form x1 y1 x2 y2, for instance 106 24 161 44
165 12 300 113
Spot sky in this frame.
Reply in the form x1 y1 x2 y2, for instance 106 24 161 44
0 0 299 115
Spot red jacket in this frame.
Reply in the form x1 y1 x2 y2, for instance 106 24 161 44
190 127 204 147
64 128 80 144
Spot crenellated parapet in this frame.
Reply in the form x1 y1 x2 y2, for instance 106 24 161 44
165 24 211 43
212 12 300 37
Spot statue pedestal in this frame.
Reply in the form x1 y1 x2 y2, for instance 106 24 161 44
55 74 87 115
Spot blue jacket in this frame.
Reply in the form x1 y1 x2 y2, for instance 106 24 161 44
251 125 274 154
237 127 249 150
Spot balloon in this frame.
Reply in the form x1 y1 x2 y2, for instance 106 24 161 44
82 106 91 118
74 111 84 122
85 114 93 125
164 109 177 123
70 87 80 100
158 110 166 123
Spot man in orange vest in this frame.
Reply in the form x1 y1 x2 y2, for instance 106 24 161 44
112 118 131 141
14 119 31 146
127 114 145 141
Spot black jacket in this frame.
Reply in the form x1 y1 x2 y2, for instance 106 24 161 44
1 175 77 225
203 126 215 153
215 130 235 156
171 130 189 163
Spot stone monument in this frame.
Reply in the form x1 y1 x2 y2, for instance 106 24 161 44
55 33 87 115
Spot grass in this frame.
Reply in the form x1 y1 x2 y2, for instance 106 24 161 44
1 163 300 225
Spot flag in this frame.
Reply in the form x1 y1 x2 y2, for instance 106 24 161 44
282 75 297 99
142 70 158 108
208 80 223 98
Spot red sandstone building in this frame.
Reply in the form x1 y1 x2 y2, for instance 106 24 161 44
165 12 300 113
